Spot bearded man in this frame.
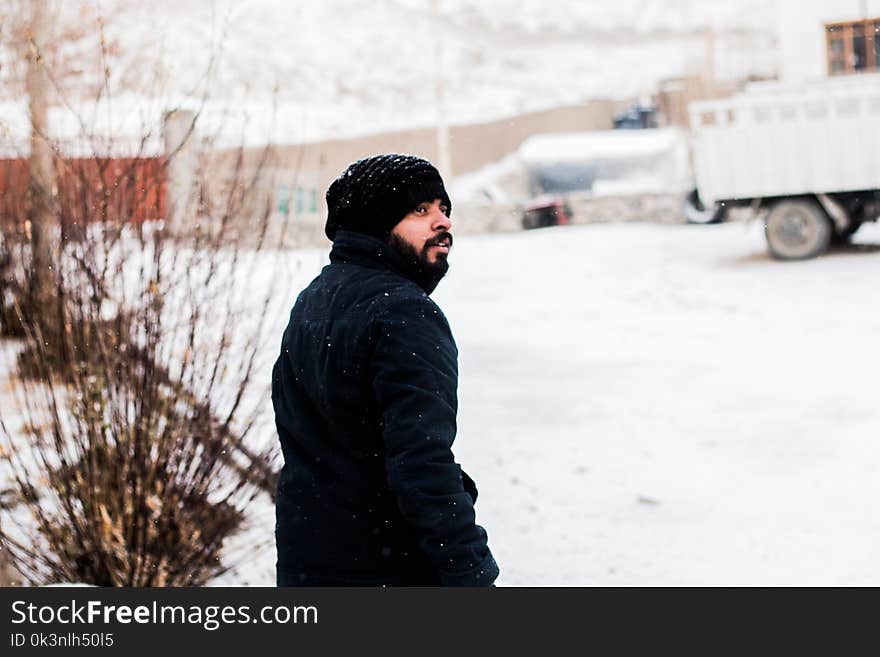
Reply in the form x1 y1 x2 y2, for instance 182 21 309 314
272 154 499 587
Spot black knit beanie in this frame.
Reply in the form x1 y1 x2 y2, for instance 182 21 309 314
325 153 451 241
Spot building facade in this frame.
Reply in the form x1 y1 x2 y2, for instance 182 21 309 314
777 0 880 81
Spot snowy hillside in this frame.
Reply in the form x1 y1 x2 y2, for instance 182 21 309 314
1 0 778 145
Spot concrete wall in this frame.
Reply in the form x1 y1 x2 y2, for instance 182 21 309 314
216 100 618 248
568 193 688 226
266 99 616 186
777 0 880 82
452 192 689 239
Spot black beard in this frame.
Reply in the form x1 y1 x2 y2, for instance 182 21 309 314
387 231 450 284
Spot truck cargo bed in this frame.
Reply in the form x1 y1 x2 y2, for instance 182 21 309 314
689 74 880 205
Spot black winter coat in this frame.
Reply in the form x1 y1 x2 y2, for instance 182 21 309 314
272 230 498 586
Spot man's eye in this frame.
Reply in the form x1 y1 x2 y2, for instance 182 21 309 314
440 205 449 214
415 206 427 214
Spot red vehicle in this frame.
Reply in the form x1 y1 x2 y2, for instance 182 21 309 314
521 194 572 229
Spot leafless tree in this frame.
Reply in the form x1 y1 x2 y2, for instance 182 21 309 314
0 3 291 586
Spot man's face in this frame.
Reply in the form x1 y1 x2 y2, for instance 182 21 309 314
388 198 453 277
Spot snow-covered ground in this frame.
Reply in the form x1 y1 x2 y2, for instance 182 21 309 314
217 217 880 586
5 217 880 586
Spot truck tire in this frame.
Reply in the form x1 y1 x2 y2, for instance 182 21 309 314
684 189 726 224
764 199 832 260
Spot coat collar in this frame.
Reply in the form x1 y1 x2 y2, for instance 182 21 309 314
329 230 445 295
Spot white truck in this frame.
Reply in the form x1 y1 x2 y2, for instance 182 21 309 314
688 73 880 260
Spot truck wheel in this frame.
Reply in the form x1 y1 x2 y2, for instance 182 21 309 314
764 199 832 260
684 189 726 224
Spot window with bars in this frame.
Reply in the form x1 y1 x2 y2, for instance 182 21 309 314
826 19 880 75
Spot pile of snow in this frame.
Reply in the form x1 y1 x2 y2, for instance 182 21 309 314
456 128 693 202
519 127 685 163
524 127 693 196
450 152 523 203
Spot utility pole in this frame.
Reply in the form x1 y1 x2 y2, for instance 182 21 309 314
162 108 199 234
432 0 452 178
704 25 716 96
25 0 56 321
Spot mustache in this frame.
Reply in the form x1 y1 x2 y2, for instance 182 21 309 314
425 231 453 249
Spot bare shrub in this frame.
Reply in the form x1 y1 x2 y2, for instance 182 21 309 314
1 134 287 584
0 6 289 585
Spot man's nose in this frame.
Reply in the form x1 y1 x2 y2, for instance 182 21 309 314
432 208 451 232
